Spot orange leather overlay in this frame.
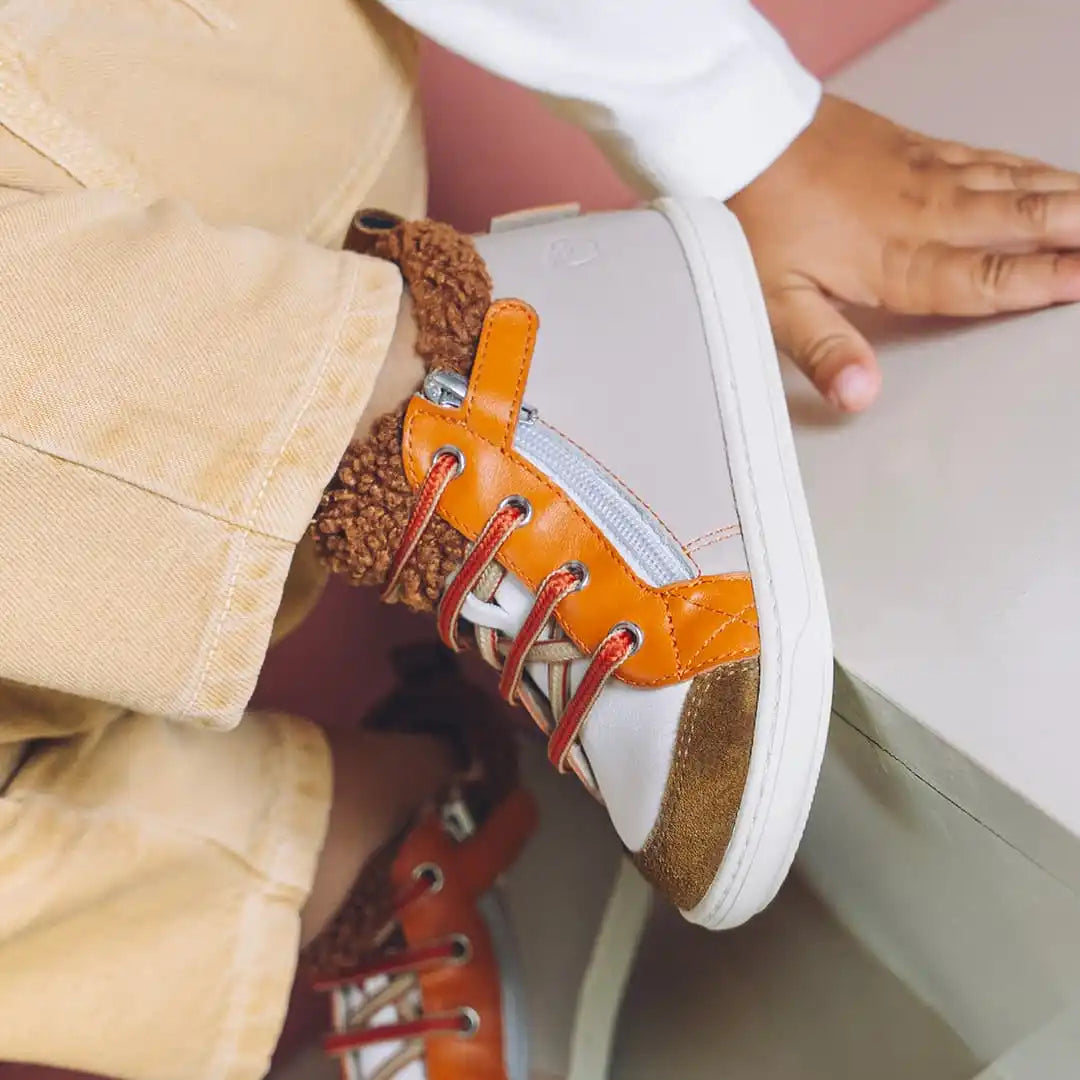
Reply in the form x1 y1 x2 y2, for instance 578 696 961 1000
401 299 761 688
393 788 538 1080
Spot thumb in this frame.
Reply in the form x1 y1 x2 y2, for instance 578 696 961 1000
767 284 882 411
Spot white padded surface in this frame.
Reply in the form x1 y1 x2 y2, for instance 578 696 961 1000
797 0 1080 841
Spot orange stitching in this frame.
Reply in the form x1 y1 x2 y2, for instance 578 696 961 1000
405 408 656 596
539 417 691 566
463 300 538 453
661 596 682 675
683 603 760 670
669 589 759 629
402 405 745 686
691 637 758 669
463 305 501 433
505 303 537 453
685 524 741 553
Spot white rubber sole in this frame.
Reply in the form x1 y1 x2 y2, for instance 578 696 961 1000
655 197 834 931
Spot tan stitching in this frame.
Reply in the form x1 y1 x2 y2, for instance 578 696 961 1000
304 74 416 241
0 33 147 196
183 257 364 718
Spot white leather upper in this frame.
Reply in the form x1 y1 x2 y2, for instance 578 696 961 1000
469 208 751 852
474 209 748 579
468 571 687 853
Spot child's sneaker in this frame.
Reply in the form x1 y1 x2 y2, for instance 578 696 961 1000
304 647 538 1080
315 200 832 930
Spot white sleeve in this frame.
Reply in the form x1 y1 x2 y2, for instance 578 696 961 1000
380 0 821 199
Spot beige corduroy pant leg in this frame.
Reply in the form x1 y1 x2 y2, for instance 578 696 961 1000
0 3 427 1077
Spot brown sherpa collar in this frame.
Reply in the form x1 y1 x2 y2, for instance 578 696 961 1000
311 212 493 610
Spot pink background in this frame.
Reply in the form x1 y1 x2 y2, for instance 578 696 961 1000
424 0 938 231
0 2 936 1080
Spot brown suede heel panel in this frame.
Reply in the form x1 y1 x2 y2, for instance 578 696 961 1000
311 215 492 609
632 658 759 911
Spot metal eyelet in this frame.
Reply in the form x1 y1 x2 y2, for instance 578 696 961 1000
498 494 533 526
457 1007 481 1037
448 934 472 964
412 862 445 894
434 445 466 479
612 621 645 653
562 560 590 591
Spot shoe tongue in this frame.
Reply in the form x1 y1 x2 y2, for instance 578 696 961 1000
311 216 492 610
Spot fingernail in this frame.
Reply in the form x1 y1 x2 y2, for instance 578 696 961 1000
829 366 880 411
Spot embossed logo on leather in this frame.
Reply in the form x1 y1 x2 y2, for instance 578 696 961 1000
547 237 599 268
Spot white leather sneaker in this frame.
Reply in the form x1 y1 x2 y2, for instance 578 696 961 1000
315 198 832 930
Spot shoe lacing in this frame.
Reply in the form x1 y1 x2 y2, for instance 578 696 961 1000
315 863 478 1075
383 448 643 774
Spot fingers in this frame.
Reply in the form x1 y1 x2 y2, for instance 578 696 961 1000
942 188 1080 248
887 245 1080 315
933 140 1043 169
958 161 1080 193
767 284 882 411
924 141 1080 239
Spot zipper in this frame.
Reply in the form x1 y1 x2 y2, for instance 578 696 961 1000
419 370 695 587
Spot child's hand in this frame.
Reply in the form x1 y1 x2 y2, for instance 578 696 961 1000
728 95 1080 411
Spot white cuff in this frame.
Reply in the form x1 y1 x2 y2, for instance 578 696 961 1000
600 15 821 200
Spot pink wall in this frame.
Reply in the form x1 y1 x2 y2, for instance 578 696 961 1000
424 0 939 231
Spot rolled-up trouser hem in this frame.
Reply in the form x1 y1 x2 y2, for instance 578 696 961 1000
0 710 333 1080
0 190 403 728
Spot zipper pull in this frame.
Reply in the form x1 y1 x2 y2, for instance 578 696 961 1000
422 369 468 408
421 368 537 425
441 795 477 842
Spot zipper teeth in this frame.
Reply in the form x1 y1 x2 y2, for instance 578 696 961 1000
514 421 694 587
416 378 695 587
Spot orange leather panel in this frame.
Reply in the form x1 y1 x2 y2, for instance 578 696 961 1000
463 299 537 453
394 789 538 1080
401 300 760 688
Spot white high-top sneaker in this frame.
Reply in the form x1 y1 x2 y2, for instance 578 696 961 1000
314 198 832 930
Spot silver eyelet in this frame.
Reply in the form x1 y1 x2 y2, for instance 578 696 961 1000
498 494 533 526
457 1007 481 1037
562 560 590 591
612 621 645 653
412 862 445 894
448 934 472 964
433 445 466 479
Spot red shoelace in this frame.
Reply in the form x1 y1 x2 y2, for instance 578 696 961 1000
382 448 642 774
316 864 478 1062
